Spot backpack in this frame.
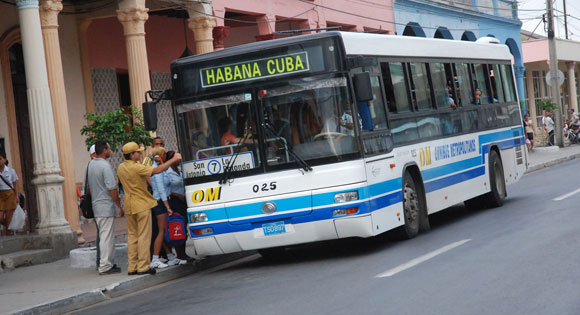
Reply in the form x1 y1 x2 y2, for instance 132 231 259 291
165 213 187 245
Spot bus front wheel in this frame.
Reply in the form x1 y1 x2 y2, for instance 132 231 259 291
399 173 423 239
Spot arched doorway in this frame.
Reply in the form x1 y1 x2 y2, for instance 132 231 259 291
434 27 453 39
5 42 37 231
402 22 426 37
461 31 476 41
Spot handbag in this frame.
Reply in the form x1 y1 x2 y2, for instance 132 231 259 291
8 205 26 231
80 161 94 219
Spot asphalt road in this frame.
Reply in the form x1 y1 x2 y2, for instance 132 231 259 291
72 160 580 315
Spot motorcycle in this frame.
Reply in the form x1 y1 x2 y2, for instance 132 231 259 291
564 123 580 145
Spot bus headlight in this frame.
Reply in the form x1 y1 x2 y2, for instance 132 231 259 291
190 212 208 223
334 191 359 203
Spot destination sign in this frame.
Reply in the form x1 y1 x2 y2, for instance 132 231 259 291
200 52 309 88
183 152 255 179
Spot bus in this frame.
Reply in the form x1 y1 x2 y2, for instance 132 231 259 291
146 32 527 257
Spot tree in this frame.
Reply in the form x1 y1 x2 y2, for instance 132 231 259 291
81 106 153 152
536 99 558 113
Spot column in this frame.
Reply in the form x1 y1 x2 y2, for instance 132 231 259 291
39 0 83 242
513 64 526 114
188 16 216 54
185 0 215 54
78 20 95 114
117 3 151 110
16 0 70 234
566 61 578 112
212 26 230 51
526 67 537 121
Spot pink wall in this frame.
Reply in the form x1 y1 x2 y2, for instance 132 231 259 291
213 0 395 33
87 0 395 72
522 39 549 64
88 15 195 73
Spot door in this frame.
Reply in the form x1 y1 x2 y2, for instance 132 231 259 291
9 43 37 232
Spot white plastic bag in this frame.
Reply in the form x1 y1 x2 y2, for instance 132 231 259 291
8 205 26 231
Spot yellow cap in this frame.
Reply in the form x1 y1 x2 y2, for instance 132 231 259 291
122 142 144 154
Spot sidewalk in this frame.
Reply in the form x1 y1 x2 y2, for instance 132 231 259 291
525 144 580 173
2 144 580 315
1 246 252 315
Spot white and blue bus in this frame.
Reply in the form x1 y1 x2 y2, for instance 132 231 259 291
150 32 526 257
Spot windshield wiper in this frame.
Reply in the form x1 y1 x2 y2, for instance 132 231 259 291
262 122 312 173
218 131 251 185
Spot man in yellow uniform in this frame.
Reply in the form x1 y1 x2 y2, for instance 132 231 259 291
117 142 181 275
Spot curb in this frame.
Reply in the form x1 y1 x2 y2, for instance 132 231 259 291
525 152 580 174
10 251 254 315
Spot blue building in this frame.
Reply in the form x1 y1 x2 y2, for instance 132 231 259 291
394 0 525 111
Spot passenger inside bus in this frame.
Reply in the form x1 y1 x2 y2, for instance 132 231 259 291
191 129 213 159
219 118 244 146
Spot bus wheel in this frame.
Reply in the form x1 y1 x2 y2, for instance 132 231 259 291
483 150 506 208
399 173 422 239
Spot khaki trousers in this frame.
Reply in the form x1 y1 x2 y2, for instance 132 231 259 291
126 210 152 273
95 217 115 273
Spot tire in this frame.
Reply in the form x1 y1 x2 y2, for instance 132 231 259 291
482 150 506 208
397 172 424 239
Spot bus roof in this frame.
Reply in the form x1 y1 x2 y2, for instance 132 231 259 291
339 32 512 61
172 31 512 67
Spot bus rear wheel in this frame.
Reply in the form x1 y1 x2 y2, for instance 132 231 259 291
482 150 506 208
398 173 423 239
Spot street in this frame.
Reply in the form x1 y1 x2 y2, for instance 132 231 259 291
72 159 580 315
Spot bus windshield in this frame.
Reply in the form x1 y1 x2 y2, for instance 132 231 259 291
176 74 360 183
258 75 359 170
176 93 261 181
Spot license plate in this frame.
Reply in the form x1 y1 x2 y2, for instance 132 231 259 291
262 221 286 236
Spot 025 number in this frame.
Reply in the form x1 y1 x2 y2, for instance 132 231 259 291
253 182 277 193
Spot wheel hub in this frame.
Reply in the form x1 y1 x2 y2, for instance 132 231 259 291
404 185 419 223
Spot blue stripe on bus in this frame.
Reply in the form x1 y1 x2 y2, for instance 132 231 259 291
421 157 481 182
366 178 403 199
190 191 402 237
190 128 525 233
478 128 523 153
424 166 485 193
226 195 312 224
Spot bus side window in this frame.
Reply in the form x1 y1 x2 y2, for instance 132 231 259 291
490 64 505 103
408 62 434 111
454 63 473 106
360 75 388 131
430 63 456 109
501 64 517 103
473 64 492 104
381 62 411 113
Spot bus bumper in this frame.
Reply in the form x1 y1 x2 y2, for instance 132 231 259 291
191 214 374 257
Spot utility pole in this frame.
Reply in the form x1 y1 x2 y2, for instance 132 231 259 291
563 0 569 39
547 0 564 147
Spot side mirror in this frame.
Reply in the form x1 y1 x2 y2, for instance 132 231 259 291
142 101 158 131
353 72 373 102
